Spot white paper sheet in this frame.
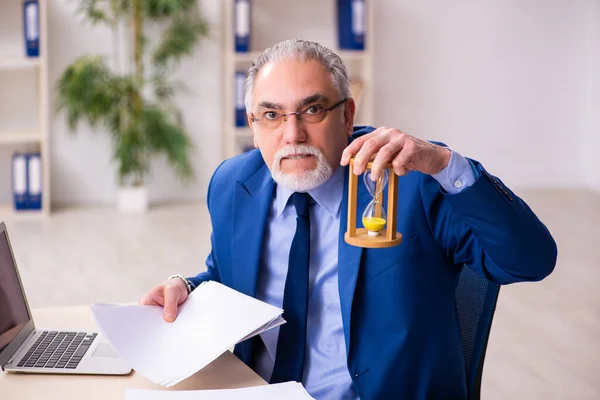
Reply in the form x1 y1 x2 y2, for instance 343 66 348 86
125 382 314 400
90 281 284 387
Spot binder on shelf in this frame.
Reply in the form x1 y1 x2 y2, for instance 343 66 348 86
337 0 365 50
23 0 40 57
235 0 251 52
27 152 42 210
12 153 28 210
235 71 247 127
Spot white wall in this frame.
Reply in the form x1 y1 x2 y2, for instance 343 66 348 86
375 0 593 191
2 0 597 206
586 0 600 193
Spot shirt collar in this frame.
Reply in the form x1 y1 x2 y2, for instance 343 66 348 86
274 166 345 219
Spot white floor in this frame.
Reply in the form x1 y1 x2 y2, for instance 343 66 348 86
2 189 599 399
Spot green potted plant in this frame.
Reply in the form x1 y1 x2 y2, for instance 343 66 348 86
55 0 208 212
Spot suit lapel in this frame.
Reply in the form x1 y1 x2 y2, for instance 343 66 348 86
232 164 275 297
231 164 274 365
337 166 370 354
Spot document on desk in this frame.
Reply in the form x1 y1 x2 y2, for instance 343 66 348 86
125 382 315 400
90 281 285 387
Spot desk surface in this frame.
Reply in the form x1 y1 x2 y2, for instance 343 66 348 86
0 305 266 399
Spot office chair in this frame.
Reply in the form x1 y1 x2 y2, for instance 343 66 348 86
455 265 501 400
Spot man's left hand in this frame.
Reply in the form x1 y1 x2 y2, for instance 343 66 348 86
340 127 451 181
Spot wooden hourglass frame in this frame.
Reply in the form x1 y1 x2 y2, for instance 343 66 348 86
344 157 403 248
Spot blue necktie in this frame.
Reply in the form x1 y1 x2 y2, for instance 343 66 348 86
270 192 311 383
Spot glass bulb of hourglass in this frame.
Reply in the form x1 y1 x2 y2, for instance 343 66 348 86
362 169 389 237
362 201 387 236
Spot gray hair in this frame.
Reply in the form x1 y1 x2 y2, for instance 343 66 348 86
244 39 351 112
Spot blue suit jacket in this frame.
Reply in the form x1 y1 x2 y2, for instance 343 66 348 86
190 126 557 399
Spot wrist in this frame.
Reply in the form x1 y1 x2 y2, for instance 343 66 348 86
438 147 451 172
167 274 194 294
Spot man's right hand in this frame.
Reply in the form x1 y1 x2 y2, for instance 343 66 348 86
140 278 189 323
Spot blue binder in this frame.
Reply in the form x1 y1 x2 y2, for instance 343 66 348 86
235 71 247 127
12 153 28 210
235 0 251 52
27 152 42 210
337 0 365 50
23 0 40 57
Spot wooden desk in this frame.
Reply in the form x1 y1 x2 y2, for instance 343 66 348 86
0 306 266 399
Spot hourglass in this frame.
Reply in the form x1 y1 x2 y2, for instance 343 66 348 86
344 157 403 248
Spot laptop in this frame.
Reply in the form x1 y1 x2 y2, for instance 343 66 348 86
0 222 131 375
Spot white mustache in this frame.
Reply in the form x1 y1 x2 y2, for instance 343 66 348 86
274 145 319 163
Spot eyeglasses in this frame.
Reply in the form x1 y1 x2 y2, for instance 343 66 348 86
251 98 348 131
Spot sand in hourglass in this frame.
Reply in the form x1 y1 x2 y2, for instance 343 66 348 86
362 216 386 231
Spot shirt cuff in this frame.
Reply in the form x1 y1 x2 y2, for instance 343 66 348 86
431 149 476 194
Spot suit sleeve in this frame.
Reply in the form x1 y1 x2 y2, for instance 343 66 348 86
421 160 558 284
187 161 227 288
188 232 222 288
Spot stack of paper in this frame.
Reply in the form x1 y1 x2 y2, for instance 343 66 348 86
90 281 285 387
125 382 315 400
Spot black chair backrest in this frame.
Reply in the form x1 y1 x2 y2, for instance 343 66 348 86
455 265 500 400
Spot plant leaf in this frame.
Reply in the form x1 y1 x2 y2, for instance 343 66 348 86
54 56 117 130
152 9 209 69
140 104 195 181
144 0 197 20
78 0 109 25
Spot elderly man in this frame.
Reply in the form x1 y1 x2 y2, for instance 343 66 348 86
141 39 557 399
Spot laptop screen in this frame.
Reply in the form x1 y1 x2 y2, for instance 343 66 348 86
0 231 30 353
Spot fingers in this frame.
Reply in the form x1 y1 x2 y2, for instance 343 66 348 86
340 131 376 167
342 128 447 178
391 139 414 176
345 128 411 180
392 156 409 176
163 282 187 323
163 285 179 323
351 129 393 176
140 281 188 323
140 286 164 307
369 138 405 181
340 128 381 166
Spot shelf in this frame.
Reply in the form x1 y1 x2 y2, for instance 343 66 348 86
0 0 50 216
0 57 41 71
0 204 47 220
0 131 43 145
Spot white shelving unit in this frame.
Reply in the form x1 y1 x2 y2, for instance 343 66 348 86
221 0 375 160
0 0 50 219
0 57 41 70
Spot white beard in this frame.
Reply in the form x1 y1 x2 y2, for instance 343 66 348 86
271 144 333 192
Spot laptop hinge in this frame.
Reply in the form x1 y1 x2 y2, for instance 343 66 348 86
5 329 37 366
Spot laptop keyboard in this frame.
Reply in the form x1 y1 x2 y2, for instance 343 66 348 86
16 331 97 369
